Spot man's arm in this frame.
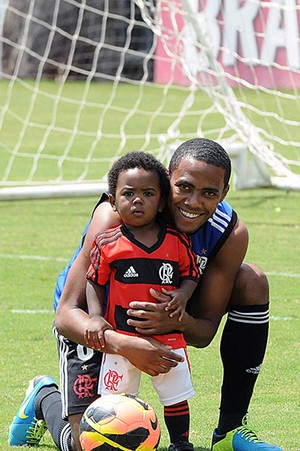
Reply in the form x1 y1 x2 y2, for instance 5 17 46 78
55 199 183 376
55 200 119 343
127 219 249 347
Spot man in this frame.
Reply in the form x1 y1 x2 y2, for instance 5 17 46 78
9 138 282 451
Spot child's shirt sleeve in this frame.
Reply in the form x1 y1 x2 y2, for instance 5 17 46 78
86 236 110 286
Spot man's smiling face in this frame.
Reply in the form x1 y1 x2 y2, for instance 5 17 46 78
168 156 229 234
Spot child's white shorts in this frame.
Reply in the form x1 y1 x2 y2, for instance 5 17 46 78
98 347 194 406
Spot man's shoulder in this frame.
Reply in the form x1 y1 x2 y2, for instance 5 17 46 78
190 200 238 265
93 191 109 210
208 200 236 231
198 199 236 235
215 199 233 216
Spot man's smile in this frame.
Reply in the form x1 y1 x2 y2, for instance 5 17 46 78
178 207 202 219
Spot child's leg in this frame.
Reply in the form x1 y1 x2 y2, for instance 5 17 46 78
164 400 190 443
152 347 194 449
99 353 141 396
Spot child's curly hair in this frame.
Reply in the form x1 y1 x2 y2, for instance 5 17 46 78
108 151 170 198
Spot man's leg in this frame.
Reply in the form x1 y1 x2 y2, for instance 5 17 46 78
9 335 102 450
218 263 269 431
56 334 102 451
9 375 72 450
9 375 90 451
212 263 282 450
34 377 73 450
68 414 83 451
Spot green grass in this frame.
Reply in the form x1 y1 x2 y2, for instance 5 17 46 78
1 80 299 184
0 188 299 450
0 77 299 450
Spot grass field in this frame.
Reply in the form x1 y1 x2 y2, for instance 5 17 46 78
1 80 299 185
0 187 299 450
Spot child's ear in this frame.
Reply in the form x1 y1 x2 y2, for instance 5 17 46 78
109 194 117 211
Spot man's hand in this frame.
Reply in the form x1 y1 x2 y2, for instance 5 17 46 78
127 288 183 335
120 336 184 376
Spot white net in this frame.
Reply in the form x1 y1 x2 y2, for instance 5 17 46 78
0 0 300 199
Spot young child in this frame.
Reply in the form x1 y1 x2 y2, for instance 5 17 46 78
85 151 200 451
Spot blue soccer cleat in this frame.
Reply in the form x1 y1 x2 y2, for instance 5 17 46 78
211 418 282 450
9 375 58 446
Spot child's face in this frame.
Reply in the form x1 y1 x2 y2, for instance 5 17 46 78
110 168 164 227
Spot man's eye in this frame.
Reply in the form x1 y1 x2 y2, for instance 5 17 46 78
204 191 217 197
178 183 190 191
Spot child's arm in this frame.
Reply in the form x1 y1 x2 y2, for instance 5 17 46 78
161 279 198 321
85 279 111 350
162 231 200 321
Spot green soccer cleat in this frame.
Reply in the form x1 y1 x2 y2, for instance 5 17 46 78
211 418 282 451
9 375 57 446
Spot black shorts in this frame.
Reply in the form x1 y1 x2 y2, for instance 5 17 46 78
53 326 103 419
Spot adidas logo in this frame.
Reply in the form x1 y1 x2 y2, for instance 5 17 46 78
123 266 139 278
246 364 262 375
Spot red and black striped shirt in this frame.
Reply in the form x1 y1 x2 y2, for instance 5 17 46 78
87 222 200 348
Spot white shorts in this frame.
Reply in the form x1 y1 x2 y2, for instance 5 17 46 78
98 347 194 406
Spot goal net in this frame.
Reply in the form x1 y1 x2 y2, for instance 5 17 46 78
1 0 300 199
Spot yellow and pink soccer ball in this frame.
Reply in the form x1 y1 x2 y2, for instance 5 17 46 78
79 393 160 451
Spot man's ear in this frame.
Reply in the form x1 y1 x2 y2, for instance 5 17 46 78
221 184 230 201
109 194 117 211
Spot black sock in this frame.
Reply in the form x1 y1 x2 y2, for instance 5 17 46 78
164 400 190 443
35 387 72 451
217 303 269 434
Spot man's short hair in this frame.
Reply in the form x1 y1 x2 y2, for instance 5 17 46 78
169 138 231 187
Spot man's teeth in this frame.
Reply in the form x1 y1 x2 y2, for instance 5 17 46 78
179 208 200 219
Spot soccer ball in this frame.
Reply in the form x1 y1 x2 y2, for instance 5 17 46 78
79 393 160 451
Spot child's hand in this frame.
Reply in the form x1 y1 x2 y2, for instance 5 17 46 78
168 303 185 321
161 288 187 321
84 316 107 350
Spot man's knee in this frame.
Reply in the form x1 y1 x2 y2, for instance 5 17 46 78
231 262 269 306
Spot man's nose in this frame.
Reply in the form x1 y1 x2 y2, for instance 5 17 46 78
185 191 202 208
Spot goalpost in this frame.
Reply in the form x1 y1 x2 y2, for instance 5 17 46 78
0 0 299 200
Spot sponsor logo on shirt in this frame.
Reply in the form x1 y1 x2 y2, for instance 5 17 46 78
123 266 139 278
